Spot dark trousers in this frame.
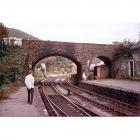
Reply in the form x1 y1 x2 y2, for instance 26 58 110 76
27 88 34 104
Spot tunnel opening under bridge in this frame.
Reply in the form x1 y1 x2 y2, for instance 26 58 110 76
32 54 82 84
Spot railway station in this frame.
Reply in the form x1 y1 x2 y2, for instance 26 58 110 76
0 24 140 117
1 2 140 140
0 28 140 117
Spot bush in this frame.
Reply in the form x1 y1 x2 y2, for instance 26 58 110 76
114 40 136 60
0 74 4 86
0 44 7 59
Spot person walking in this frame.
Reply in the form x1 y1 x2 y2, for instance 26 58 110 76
25 70 35 104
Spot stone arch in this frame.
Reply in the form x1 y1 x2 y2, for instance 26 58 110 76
30 51 82 83
97 56 111 65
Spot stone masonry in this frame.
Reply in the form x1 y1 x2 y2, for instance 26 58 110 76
131 42 140 80
23 40 119 82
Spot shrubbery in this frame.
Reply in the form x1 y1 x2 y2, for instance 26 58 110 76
113 40 136 60
0 23 28 99
0 44 27 98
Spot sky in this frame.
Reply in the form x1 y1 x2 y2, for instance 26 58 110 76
0 0 140 44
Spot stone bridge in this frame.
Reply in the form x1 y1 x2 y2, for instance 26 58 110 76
23 40 119 82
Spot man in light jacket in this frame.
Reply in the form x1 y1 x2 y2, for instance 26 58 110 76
25 70 35 104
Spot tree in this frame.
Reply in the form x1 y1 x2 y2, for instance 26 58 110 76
114 39 136 60
0 23 8 59
0 22 8 44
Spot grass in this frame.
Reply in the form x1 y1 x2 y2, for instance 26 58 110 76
34 68 43 81
0 80 22 100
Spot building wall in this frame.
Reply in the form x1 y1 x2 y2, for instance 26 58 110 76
3 37 22 46
132 49 140 79
134 61 140 79
88 65 109 80
96 65 108 79
100 65 109 78
113 58 131 79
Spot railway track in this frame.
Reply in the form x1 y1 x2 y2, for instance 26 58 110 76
39 77 140 116
40 79 95 116
54 80 125 116
48 79 126 116
60 80 140 116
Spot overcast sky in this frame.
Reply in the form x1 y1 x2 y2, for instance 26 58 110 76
0 0 140 44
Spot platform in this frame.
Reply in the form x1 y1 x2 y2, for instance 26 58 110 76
79 79 140 106
0 86 48 117
83 79 140 94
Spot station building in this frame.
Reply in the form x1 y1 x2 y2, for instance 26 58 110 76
113 41 140 80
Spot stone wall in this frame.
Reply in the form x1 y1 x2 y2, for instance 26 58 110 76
78 82 140 106
111 41 140 80
113 58 130 79
132 49 140 80
135 62 140 79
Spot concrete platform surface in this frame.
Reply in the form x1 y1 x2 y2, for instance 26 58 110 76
83 79 140 93
0 86 48 117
